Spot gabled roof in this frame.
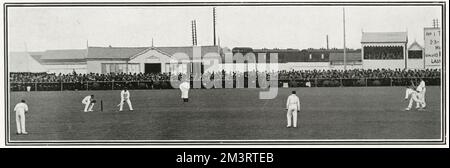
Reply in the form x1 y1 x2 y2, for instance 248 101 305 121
408 41 423 51
253 48 300 53
156 46 220 59
361 32 408 43
87 46 221 59
128 47 173 60
40 49 87 60
9 52 47 72
329 52 362 61
87 47 148 59
28 52 44 63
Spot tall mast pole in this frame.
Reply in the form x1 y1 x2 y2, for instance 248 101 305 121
213 7 217 46
343 7 347 70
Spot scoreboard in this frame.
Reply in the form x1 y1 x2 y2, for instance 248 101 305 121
424 27 442 68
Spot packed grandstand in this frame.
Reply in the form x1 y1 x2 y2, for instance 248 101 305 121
9 68 441 91
10 69 441 82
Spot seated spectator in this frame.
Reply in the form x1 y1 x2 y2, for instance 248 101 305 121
10 69 441 84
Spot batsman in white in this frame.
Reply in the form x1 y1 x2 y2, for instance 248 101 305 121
416 79 426 108
286 91 301 128
82 95 95 112
404 80 425 111
14 99 29 135
179 80 190 102
119 88 133 111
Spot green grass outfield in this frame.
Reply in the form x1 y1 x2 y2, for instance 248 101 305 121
8 86 442 141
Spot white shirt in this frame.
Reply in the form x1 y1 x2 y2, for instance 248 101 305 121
286 94 301 110
121 90 130 100
416 80 426 92
179 82 190 91
305 82 311 87
14 102 28 113
82 96 92 104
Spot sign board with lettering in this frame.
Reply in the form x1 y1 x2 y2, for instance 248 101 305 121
424 27 442 68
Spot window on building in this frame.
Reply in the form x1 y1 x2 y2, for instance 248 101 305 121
165 63 170 72
101 63 140 74
180 63 188 74
363 46 403 60
408 50 423 59
127 64 139 73
331 61 343 65
164 63 187 74
331 60 362 65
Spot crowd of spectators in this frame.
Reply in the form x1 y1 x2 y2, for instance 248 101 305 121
10 68 440 83
10 71 171 83
9 69 441 91
364 46 403 59
277 68 440 80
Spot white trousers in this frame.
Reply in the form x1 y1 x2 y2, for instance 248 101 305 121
287 106 298 127
417 91 426 108
120 99 133 111
16 111 26 133
408 92 424 109
404 88 415 99
181 90 189 99
83 102 94 112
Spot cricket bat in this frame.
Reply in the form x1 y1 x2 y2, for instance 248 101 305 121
116 101 124 107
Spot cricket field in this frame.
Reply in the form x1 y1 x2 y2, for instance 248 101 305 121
8 86 442 142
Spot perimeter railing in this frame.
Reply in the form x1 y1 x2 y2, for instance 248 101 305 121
9 77 441 91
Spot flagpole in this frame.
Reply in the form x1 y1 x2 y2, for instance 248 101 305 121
343 7 347 70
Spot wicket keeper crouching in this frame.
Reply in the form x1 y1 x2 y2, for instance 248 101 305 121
82 95 95 112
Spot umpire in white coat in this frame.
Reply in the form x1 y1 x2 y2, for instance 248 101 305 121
286 91 301 128
179 80 190 102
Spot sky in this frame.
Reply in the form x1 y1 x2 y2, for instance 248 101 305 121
7 5 442 52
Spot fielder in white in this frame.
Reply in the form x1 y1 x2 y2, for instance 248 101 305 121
179 81 190 102
82 95 95 112
14 99 29 135
119 88 133 111
286 91 301 128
